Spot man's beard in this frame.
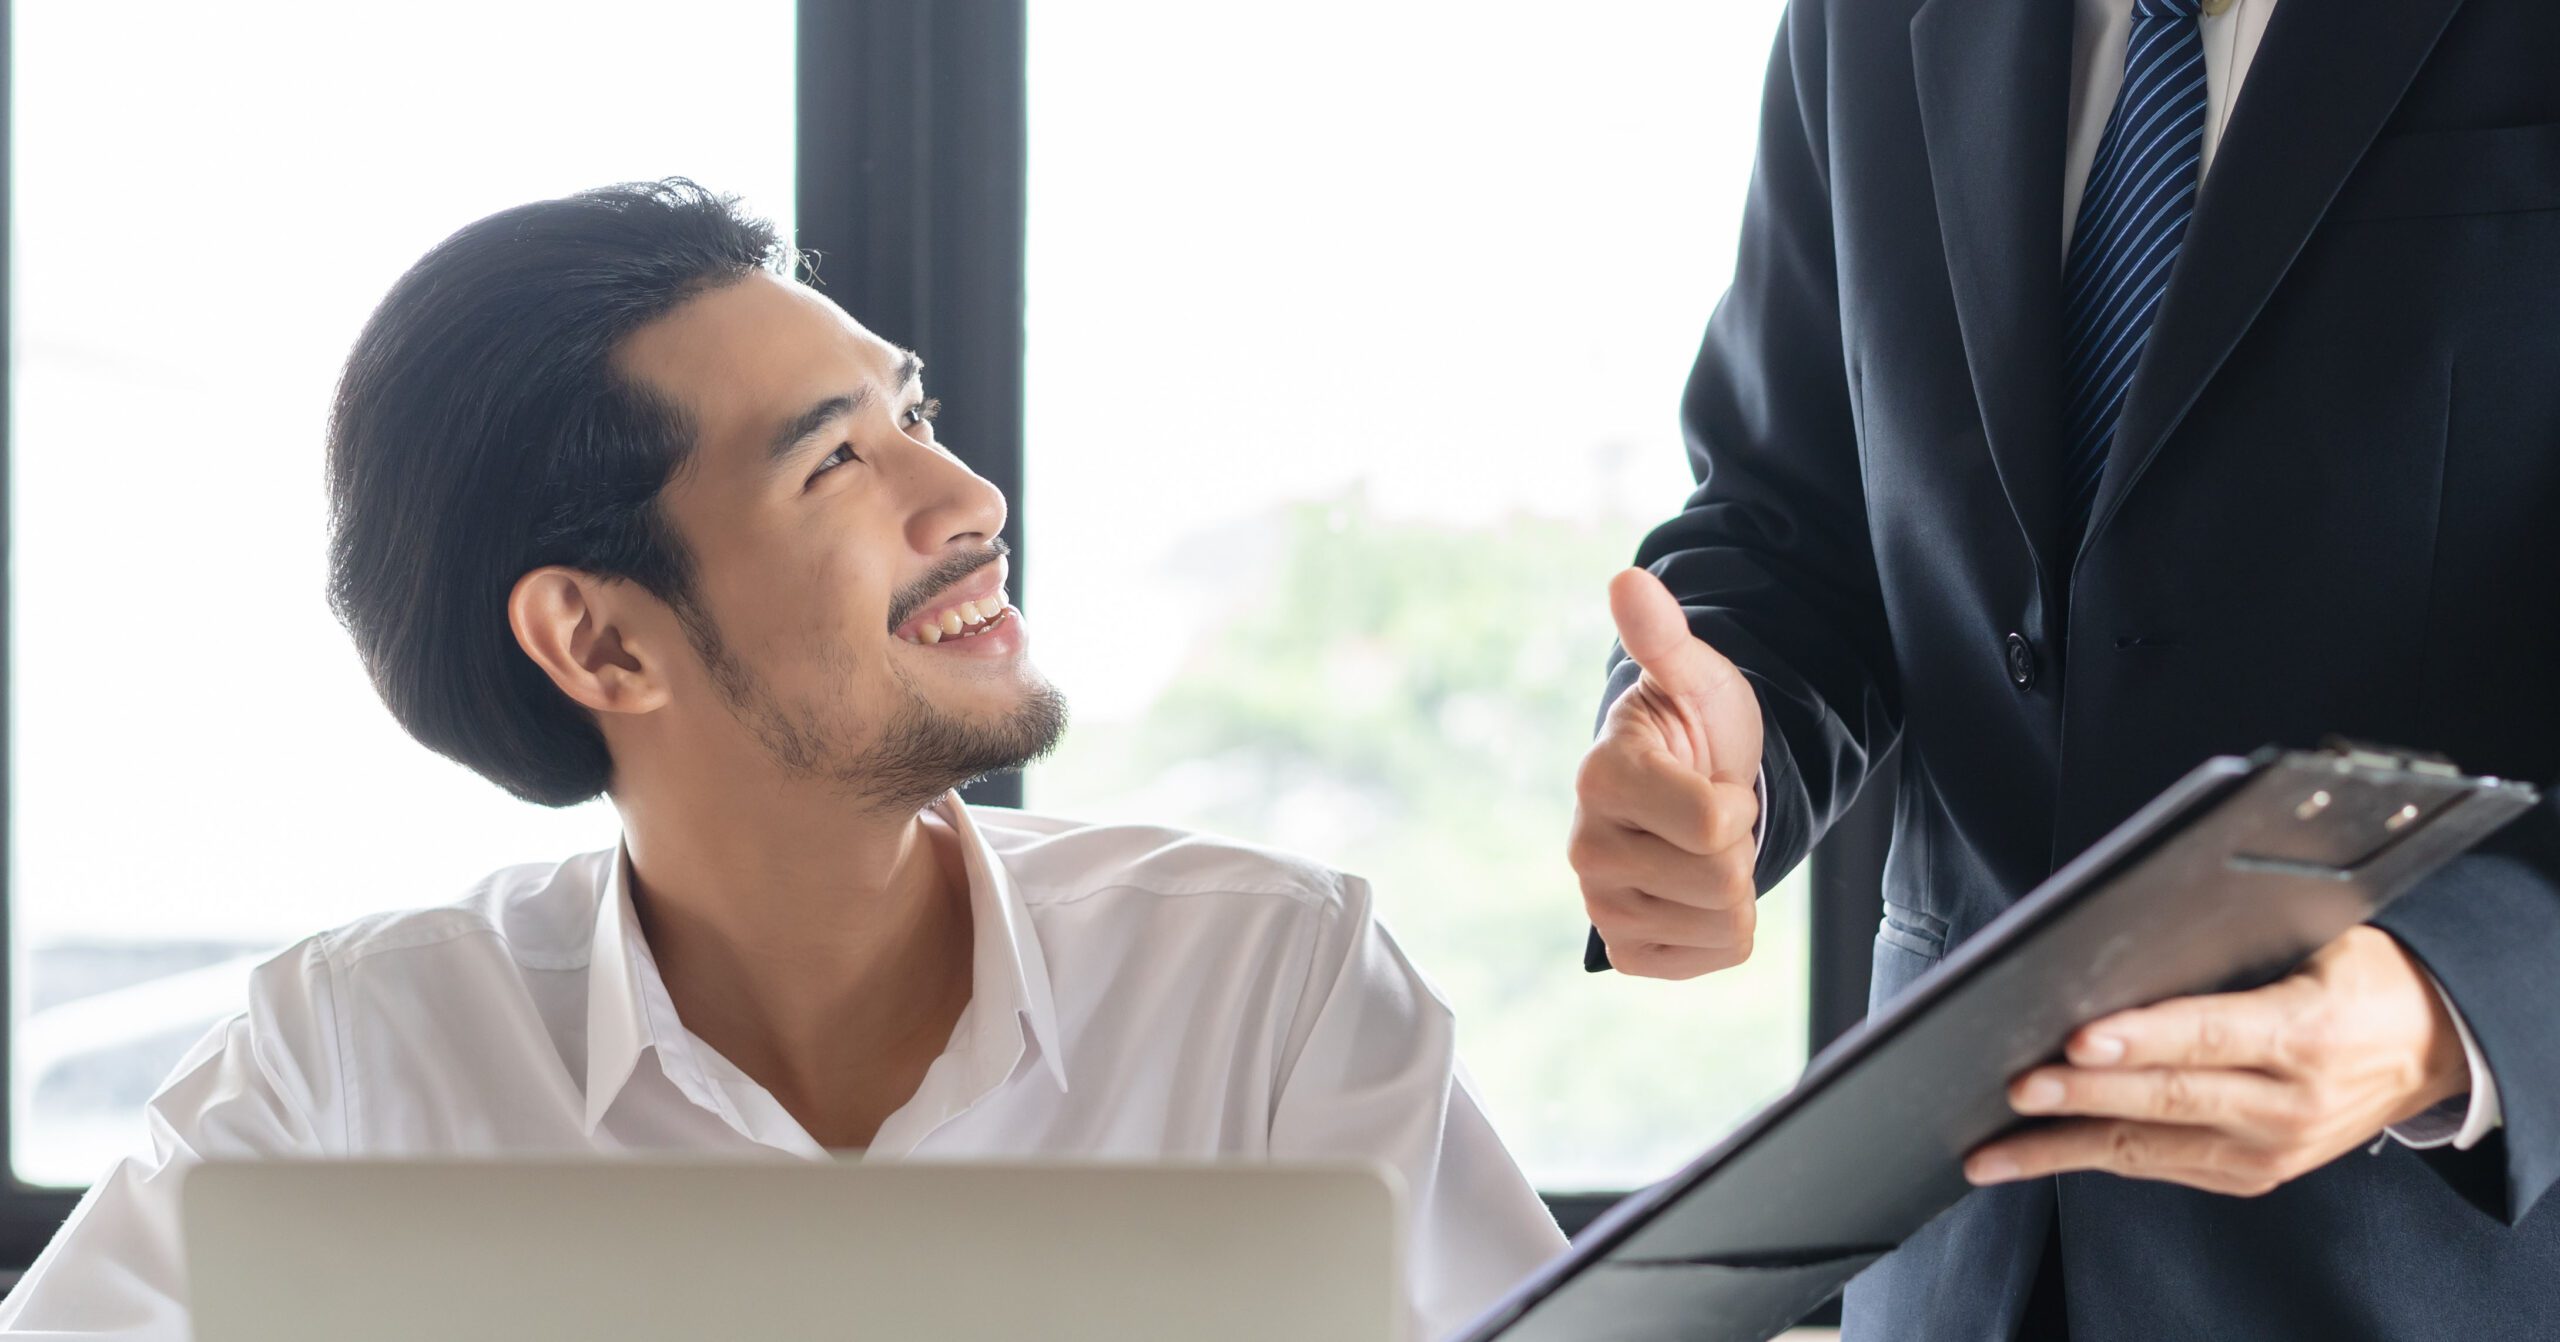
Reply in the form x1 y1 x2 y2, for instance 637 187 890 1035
678 601 1067 811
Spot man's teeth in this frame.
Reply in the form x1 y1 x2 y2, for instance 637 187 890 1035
906 597 1007 645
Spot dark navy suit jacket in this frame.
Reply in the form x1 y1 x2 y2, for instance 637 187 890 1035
1599 0 2560 1337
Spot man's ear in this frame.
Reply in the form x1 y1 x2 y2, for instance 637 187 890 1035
507 567 674 716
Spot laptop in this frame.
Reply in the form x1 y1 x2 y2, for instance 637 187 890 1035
185 1158 1404 1342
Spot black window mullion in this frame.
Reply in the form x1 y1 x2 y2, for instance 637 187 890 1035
796 0 1029 810
1811 746 1893 1053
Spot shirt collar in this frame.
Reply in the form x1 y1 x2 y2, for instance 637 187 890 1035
581 847 681 1133
934 792 1070 1093
581 793 1068 1135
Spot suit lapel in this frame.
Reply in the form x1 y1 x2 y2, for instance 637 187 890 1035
1910 0 2076 584
2078 0 2470 559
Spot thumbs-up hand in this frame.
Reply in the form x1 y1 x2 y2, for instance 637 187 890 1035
1568 569 1766 979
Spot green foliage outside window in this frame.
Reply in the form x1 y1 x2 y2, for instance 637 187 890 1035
1040 492 1809 1190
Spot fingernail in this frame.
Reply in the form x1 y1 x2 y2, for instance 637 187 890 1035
1968 1155 2019 1185
2015 1077 2064 1112
2077 1034 2126 1065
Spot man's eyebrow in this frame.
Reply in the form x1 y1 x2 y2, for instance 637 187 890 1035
763 351 926 469
766 389 870 467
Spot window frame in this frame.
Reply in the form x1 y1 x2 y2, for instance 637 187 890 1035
0 0 1885 1272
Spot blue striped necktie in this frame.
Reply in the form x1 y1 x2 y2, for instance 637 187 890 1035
2061 0 2208 536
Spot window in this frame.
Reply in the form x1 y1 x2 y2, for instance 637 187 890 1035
6 0 1865 1259
1023 1 1801 1193
5 0 794 1191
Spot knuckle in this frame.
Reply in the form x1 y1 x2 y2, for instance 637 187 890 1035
1582 886 1650 937
1572 752 1623 809
1582 741 1649 796
2273 1009 2333 1073
1565 828 1598 875
1571 758 1601 805
2266 1086 2319 1138
2106 1125 2151 1170
1565 825 1618 882
2158 1071 2200 1120
1709 848 1758 904
2196 1013 2232 1058
1690 797 1734 852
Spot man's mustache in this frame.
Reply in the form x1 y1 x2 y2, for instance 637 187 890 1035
884 539 1011 633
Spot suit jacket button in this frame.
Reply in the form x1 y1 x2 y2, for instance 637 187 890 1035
2005 633 2037 689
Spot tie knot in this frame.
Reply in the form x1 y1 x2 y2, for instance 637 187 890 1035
2133 0 2201 19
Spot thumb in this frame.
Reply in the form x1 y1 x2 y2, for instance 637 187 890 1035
1609 568 1726 695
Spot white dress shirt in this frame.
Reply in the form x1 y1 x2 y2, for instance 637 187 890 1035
2062 0 2498 1150
0 796 1566 1340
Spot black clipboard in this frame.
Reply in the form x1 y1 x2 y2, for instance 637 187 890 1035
1464 743 2542 1342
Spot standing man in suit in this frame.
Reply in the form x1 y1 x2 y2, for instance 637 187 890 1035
1566 0 2558 1337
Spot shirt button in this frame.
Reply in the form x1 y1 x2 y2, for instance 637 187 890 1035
2005 632 2037 689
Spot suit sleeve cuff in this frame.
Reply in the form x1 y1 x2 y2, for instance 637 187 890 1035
2385 967 2503 1151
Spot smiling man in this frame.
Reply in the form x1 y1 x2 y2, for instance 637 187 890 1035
0 181 1563 1340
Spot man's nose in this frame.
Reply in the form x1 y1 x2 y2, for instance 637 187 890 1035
901 438 1009 554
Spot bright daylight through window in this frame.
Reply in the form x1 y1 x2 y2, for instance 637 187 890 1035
6 0 793 1188
11 0 1802 1201
1025 1 1801 1192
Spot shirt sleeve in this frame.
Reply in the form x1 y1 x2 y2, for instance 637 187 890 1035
1753 764 1768 857
2384 968 2503 1151
1268 876 1567 1342
0 940 340 1339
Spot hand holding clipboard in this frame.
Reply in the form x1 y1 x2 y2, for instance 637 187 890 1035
1473 742 2540 1342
